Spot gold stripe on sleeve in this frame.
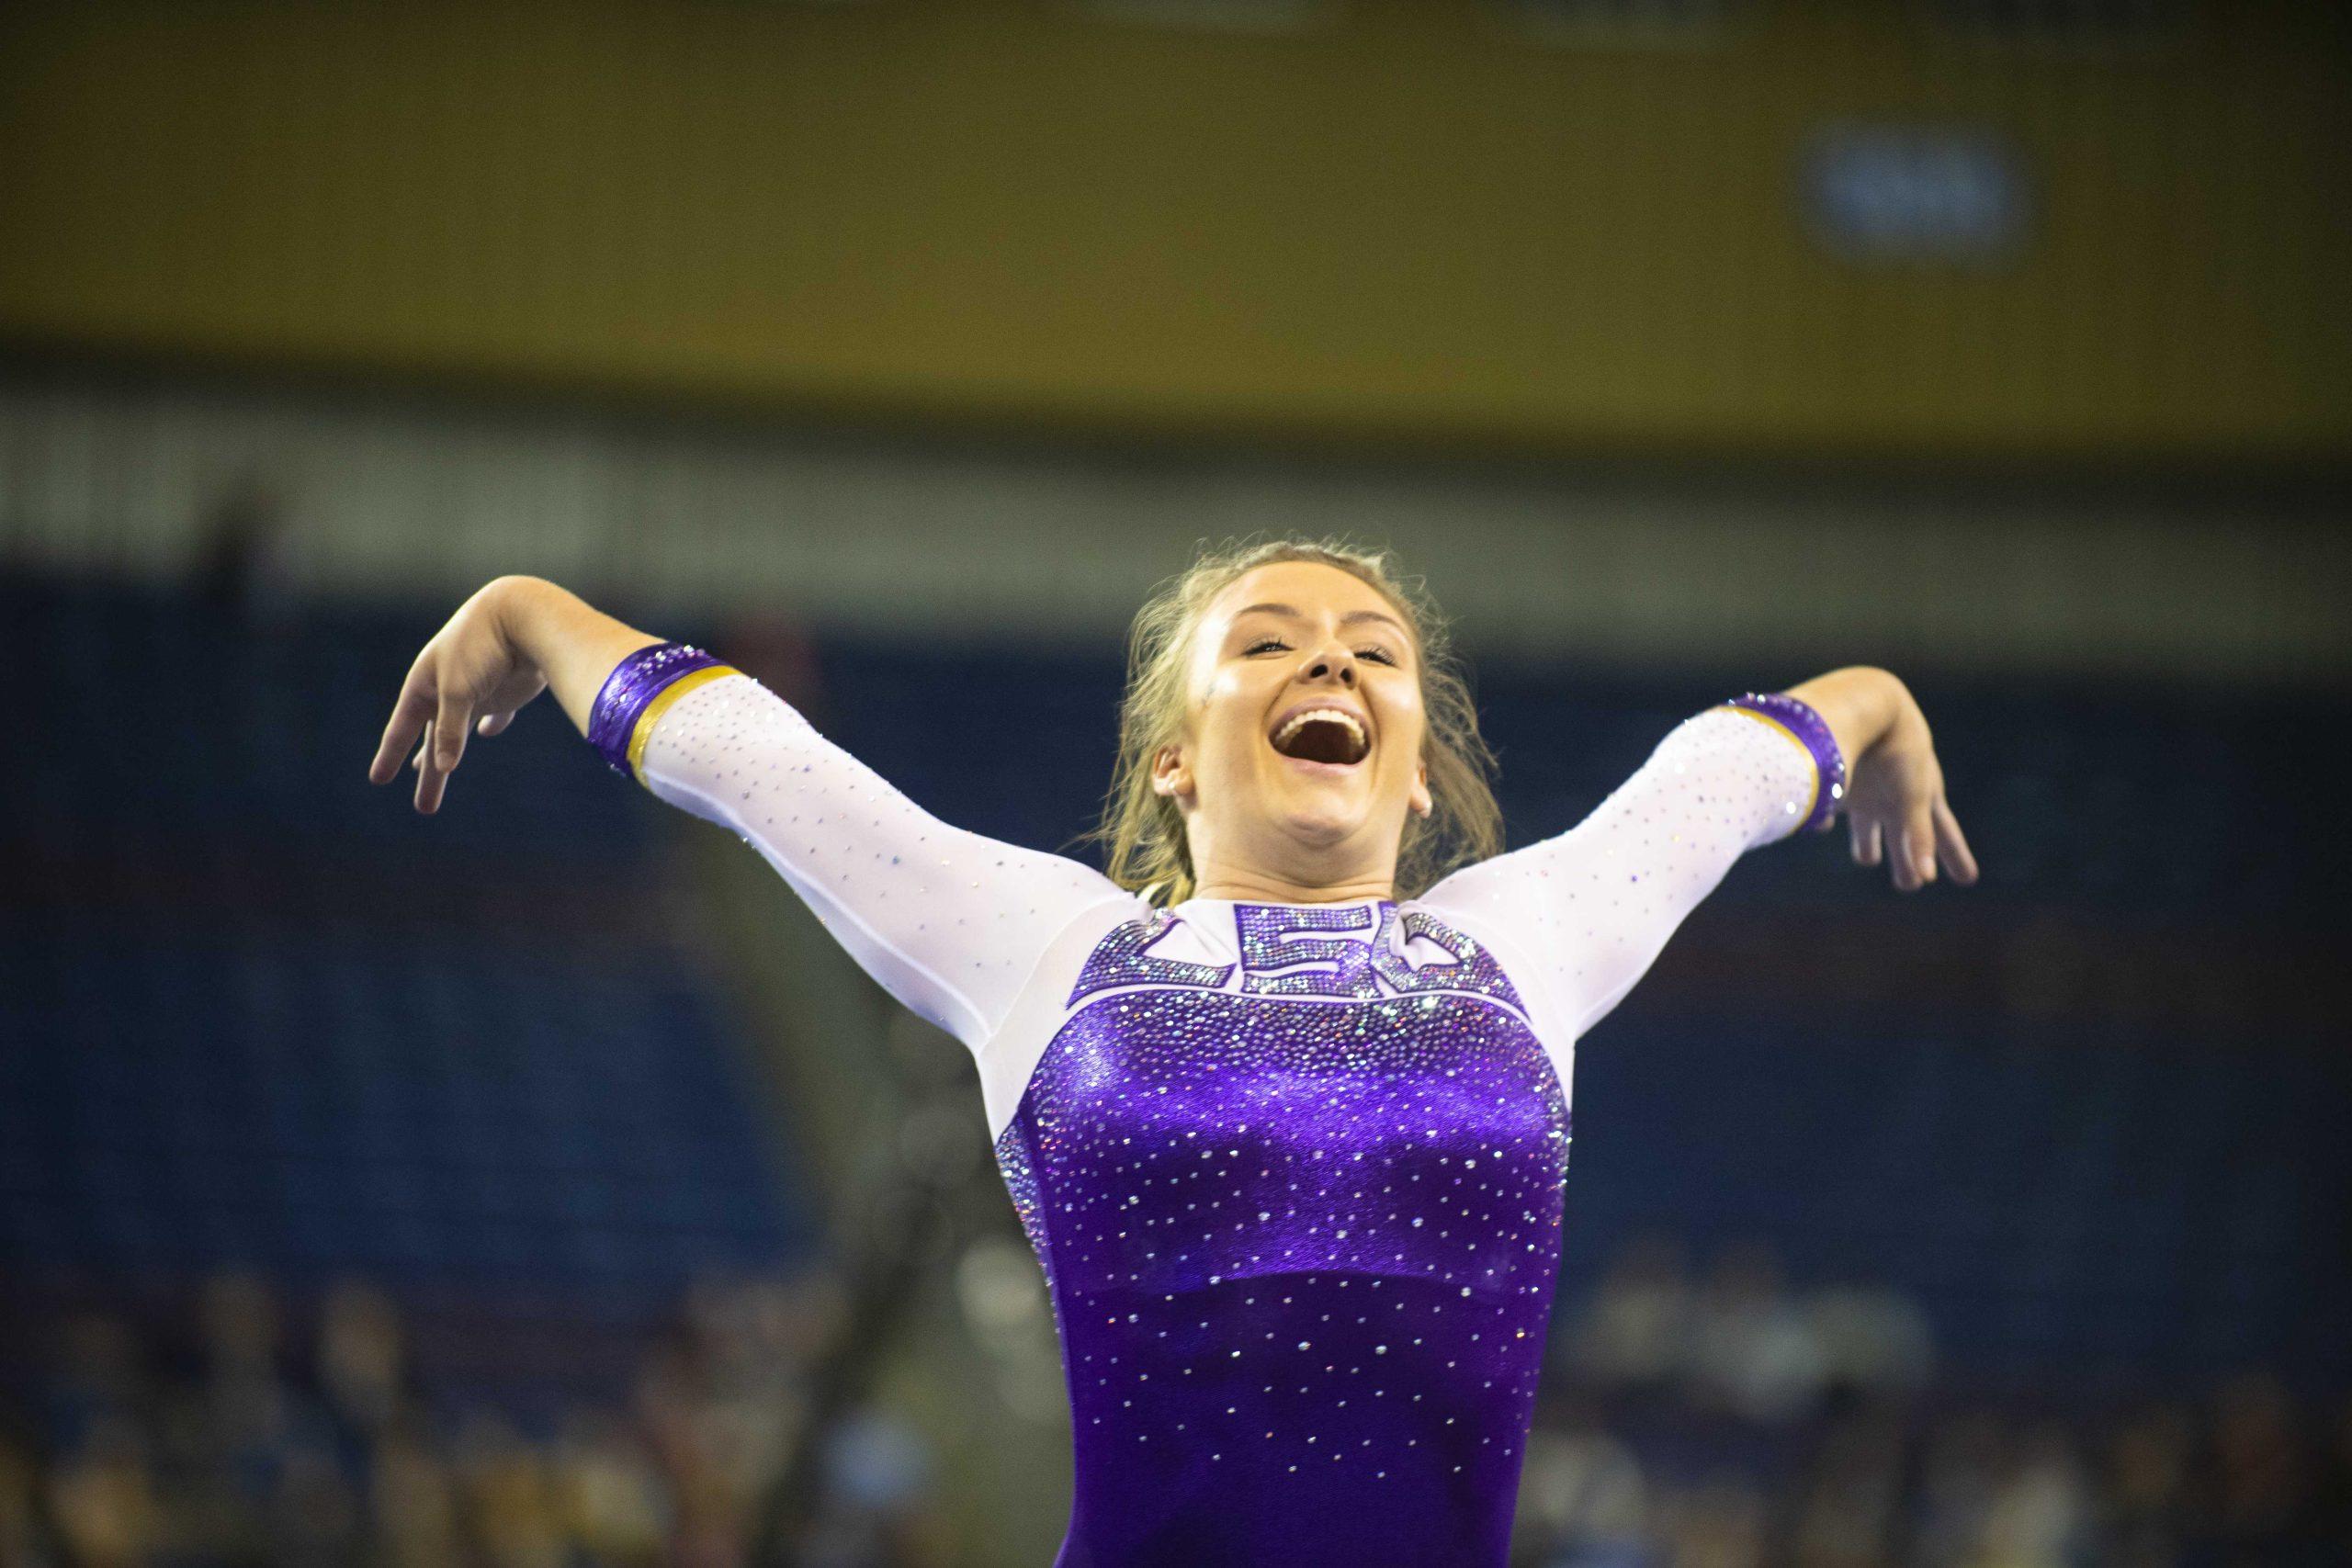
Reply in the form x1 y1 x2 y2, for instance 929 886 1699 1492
1720 704 1821 836
627 665 741 786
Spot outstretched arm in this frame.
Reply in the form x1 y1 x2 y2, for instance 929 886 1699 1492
1419 667 1974 1043
368 576 1140 1049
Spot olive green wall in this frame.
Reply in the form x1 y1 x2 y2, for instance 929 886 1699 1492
3 1 2344 462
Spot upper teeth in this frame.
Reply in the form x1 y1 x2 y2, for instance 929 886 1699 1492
1274 708 1366 749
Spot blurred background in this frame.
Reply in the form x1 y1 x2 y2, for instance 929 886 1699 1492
3 1 2347 1564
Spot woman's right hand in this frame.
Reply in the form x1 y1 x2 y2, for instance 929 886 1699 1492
368 577 550 814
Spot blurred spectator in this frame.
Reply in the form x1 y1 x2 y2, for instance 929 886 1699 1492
3 1248 2343 1568
194 1270 296 1466
800 1408 941 1568
1566 1232 1695 1400
1910 1409 2007 1568
678 1275 816 1522
370 1424 460 1568
1687 1241 1829 1425
318 1280 407 1443
1809 1280 1936 1404
144 1272 298 1563
634 1335 745 1564
192 470 303 632
1651 1470 1769 1568
2195 1371 2325 1565
0 1432 45 1568
268 1436 360 1568
0 1262 934 1568
454 1413 566 1568
41 1313 146 1455
1974 1421 2090 1568
1788 1404 1906 1568
1517 1395 1651 1568
45 1416 162 1568
2095 1401 2192 1567
551 1411 669 1567
1566 1235 1936 1429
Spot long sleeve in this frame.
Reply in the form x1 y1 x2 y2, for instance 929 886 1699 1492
1419 705 1834 1043
617 664 1142 1052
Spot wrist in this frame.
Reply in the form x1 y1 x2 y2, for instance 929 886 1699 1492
486 575 560 663
1820 666 1909 756
1869 671 1926 754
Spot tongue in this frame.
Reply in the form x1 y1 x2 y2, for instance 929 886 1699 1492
1278 719 1363 765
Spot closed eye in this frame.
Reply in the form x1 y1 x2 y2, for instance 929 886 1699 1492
1250 634 1392 667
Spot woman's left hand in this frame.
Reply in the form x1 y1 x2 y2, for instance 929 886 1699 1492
1825 692 1979 893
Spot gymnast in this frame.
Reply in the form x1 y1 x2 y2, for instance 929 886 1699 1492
369 536 1975 1566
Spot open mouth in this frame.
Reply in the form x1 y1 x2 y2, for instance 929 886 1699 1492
1270 707 1372 766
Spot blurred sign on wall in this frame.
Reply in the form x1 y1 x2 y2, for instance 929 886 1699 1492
1801 125 2030 265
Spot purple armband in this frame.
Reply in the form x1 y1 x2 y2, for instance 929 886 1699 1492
588 642 731 780
1725 691 1848 835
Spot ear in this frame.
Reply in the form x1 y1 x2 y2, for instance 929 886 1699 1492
1409 760 1433 819
1151 744 1193 804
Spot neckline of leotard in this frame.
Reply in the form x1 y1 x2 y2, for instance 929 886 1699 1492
1173 895 1398 910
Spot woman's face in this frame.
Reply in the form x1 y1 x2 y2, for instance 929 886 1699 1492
1154 560 1433 894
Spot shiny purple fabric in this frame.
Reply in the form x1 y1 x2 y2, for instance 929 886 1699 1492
994 900 1572 1567
586 642 726 777
1725 692 1847 833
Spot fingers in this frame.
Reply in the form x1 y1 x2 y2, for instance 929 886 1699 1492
368 681 435 785
1856 801 1973 893
1902 811 1937 890
1933 795 1980 884
1862 816 1935 891
478 710 517 738
411 719 450 814
435 693 472 773
1868 816 1928 889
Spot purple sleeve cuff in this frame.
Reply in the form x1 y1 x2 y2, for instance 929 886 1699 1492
1724 692 1848 835
588 642 729 778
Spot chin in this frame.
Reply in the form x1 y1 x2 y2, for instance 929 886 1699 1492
1281 814 1360 848
1270 792 1378 847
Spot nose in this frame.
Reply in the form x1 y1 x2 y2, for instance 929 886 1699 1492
1305 649 1357 687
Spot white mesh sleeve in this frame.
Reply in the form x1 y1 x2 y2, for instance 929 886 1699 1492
630 671 1142 1051
1419 705 1826 1043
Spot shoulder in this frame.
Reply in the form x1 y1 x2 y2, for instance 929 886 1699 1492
1399 892 1574 1054
971 890 1151 1142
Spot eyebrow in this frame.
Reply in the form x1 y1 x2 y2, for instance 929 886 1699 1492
1231 602 1410 638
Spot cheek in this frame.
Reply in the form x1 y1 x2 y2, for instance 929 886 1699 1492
1193 671 1261 766
1384 688 1430 766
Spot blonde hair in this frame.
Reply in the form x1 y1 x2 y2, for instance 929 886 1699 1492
1080 535 1504 908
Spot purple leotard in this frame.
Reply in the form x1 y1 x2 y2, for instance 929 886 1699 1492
595 656 1839 1566
995 899 1564 1565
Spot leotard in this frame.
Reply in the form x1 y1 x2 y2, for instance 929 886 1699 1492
591 649 1839 1567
